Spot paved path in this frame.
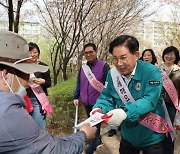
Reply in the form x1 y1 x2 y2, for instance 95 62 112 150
93 129 180 154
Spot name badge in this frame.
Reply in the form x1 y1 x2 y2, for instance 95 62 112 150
149 81 160 85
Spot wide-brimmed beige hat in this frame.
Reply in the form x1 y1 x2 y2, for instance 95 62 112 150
0 31 48 74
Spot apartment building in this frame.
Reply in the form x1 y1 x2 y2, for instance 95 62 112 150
0 20 41 38
134 20 180 59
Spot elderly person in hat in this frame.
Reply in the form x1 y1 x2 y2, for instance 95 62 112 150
0 31 97 154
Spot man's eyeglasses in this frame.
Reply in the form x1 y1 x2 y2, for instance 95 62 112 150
113 54 133 64
84 50 95 55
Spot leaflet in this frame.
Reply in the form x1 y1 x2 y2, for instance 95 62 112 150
74 112 104 129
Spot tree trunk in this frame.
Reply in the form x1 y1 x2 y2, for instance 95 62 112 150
8 0 13 31
62 61 68 81
14 0 22 33
53 71 58 86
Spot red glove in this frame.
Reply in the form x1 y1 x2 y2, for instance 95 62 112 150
90 108 102 116
101 113 112 123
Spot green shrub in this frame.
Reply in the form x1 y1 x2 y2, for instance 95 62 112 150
47 77 86 135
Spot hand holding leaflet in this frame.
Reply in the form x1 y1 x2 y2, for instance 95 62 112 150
75 112 104 129
74 111 113 130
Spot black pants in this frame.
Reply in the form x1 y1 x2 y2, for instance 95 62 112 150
84 104 93 117
119 137 164 154
84 105 101 154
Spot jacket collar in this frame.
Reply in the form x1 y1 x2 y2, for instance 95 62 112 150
87 58 98 68
133 60 142 81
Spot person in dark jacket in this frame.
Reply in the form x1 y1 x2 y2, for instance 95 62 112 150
0 31 97 154
73 43 110 154
27 42 51 129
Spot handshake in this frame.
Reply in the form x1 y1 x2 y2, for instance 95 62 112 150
90 108 127 127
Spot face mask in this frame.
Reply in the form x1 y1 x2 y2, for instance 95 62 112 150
15 85 27 98
2 69 27 98
1 71 13 93
2 70 33 112
14 71 34 113
14 72 27 98
1 71 24 96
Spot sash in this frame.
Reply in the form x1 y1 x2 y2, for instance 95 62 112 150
111 67 174 136
159 68 180 111
82 64 104 92
29 74 53 115
24 94 34 113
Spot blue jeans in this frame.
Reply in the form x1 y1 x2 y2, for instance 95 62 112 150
30 97 46 130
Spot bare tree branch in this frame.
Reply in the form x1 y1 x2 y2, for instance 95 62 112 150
34 0 155 85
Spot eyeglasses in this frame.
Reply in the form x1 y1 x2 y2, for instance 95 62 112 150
113 54 132 64
84 50 95 55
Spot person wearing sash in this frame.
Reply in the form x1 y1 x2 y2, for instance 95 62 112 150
159 46 180 154
92 35 168 154
0 31 97 154
176 59 180 129
177 59 180 67
73 43 110 154
140 49 157 65
26 42 51 130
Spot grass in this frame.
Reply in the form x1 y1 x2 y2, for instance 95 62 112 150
47 77 86 136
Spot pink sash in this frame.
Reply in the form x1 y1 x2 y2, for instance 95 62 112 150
139 111 172 133
159 68 180 111
111 67 174 136
29 74 53 115
82 64 104 92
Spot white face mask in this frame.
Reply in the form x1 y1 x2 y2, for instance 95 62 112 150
15 85 27 98
1 71 27 98
14 72 27 98
1 71 13 93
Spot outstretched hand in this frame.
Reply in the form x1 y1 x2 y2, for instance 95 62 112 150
80 123 97 142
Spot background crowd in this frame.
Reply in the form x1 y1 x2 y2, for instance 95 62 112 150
0 30 179 154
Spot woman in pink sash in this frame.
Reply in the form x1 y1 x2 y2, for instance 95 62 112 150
27 42 51 130
159 46 180 154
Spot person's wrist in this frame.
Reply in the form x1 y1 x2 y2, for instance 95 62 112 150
80 130 86 136
79 130 87 142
